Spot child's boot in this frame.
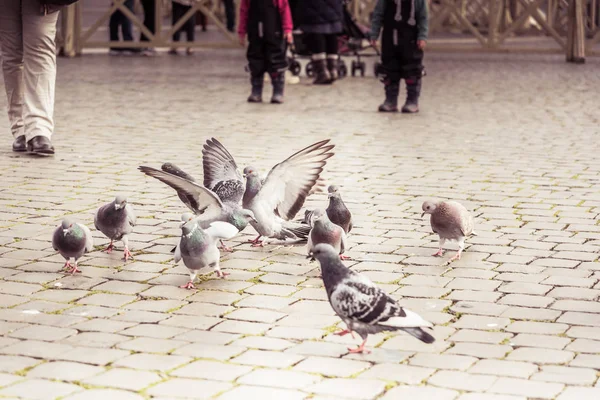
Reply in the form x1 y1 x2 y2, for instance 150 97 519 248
378 80 399 112
312 54 332 85
327 55 338 82
270 72 285 104
402 77 421 113
248 75 263 103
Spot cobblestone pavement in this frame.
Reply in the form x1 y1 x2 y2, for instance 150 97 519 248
1 50 600 400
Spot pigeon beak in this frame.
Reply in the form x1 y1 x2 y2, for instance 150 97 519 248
115 204 121 210
327 193 333 199
63 229 69 236
421 212 425 218
242 174 247 179
251 217 257 223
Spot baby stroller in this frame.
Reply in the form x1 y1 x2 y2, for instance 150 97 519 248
288 1 381 78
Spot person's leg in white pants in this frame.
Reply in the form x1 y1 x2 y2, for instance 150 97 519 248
0 0 59 155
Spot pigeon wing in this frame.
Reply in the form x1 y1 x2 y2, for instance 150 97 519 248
139 166 225 222
256 140 335 221
202 138 245 204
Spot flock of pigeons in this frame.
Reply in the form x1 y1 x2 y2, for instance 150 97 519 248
51 138 475 353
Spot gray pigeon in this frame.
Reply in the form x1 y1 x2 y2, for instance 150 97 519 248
422 200 475 262
52 218 94 274
242 139 335 247
94 195 136 261
309 243 435 353
307 209 349 260
174 218 239 289
139 138 255 252
304 185 353 234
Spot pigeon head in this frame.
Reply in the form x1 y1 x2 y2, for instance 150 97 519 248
240 209 257 223
114 195 128 211
421 200 438 217
307 243 339 263
180 212 195 227
243 166 259 179
60 219 74 236
310 209 326 225
181 220 198 237
327 185 341 199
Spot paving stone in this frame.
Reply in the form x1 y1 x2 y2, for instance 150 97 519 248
0 379 81 399
556 387 600 400
8 325 77 341
360 363 435 384
468 359 538 378
498 294 555 308
237 368 321 389
570 354 600 369
446 343 512 359
510 333 571 349
116 337 188 353
531 365 598 385
547 287 600 300
57 347 131 366
225 308 286 324
551 299 600 313
0 372 22 388
233 336 294 351
380 385 459 400
293 356 371 377
62 389 145 400
308 378 387 399
1 339 74 359
82 368 162 391
506 321 569 334
113 353 192 371
92 280 150 294
147 378 232 399
558 311 600 327
77 293 137 308
506 347 574 364
267 326 324 340
409 353 478 371
452 315 512 330
213 320 272 335
428 370 498 391
71 318 137 333
286 341 348 358
172 359 253 381
232 349 304 368
26 361 104 381
487 377 564 399
120 323 189 339
159 315 222 330
448 329 512 344
457 395 526 400
217 385 305 400
62 332 130 348
0 355 40 373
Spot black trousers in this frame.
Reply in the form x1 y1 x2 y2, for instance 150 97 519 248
172 2 196 42
223 0 235 32
381 40 424 81
247 37 288 76
140 0 155 42
305 33 338 55
109 0 134 43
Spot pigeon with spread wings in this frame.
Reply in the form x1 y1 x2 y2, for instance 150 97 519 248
139 138 256 252
242 139 335 247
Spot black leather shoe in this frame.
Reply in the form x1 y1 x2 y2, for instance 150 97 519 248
12 135 26 152
27 136 55 155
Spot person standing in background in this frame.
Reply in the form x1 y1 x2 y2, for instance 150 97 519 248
169 0 197 55
294 0 343 85
0 0 62 155
223 0 236 32
140 0 157 55
109 0 138 55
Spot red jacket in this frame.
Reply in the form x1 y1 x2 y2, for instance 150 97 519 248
238 0 293 37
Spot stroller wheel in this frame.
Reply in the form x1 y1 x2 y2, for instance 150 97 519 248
306 61 315 78
374 62 382 77
350 60 358 77
359 62 366 77
338 60 348 78
290 60 301 76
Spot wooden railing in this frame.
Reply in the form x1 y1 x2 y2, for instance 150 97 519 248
59 0 598 61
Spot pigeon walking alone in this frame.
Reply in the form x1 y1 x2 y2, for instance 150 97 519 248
94 195 136 261
309 243 435 353
139 138 256 252
422 200 475 262
174 217 239 289
307 209 349 260
52 219 94 274
242 139 335 247
304 185 353 234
